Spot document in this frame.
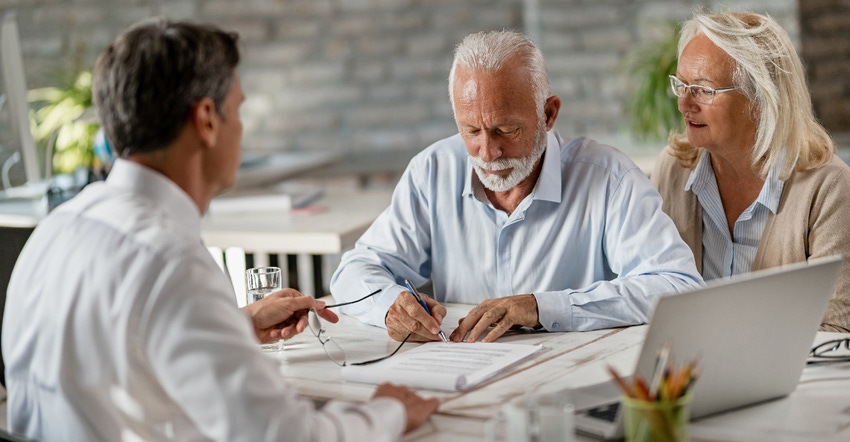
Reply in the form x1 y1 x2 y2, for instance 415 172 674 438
340 342 544 392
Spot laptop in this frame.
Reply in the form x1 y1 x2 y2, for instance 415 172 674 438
572 255 844 440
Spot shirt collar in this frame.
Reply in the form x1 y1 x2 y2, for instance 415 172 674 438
106 158 202 237
684 150 712 194
759 158 784 214
685 150 784 214
463 130 563 204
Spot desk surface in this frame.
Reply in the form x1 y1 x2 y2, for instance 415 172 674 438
275 303 850 441
200 189 393 255
232 151 341 192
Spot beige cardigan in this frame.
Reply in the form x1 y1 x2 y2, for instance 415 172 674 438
652 148 850 332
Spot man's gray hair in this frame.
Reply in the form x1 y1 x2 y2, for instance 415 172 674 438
449 30 550 120
676 11 833 179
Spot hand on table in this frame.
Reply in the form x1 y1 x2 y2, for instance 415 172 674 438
450 294 540 343
373 383 440 433
243 288 339 343
385 291 447 342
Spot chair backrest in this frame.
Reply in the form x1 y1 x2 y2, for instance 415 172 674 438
0 427 37 442
0 225 34 388
206 246 248 307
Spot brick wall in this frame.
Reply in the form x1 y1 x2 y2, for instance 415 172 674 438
799 0 850 134
7 0 798 162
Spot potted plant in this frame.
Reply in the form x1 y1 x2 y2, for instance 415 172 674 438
28 70 100 178
622 20 683 143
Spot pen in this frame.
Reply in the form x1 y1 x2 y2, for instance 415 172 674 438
649 342 671 399
404 279 449 343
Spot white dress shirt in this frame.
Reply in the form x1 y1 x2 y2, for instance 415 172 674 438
3 159 404 441
685 151 784 280
330 131 703 331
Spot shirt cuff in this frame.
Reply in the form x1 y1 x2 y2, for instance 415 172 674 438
533 290 574 332
320 397 406 442
362 397 407 439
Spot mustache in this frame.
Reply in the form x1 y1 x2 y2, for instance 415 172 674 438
469 155 527 170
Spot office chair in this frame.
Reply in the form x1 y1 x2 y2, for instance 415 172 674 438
0 428 35 442
0 225 34 388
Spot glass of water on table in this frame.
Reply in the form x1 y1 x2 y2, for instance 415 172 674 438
246 266 284 352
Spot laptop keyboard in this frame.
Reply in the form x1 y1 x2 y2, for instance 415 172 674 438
584 402 620 422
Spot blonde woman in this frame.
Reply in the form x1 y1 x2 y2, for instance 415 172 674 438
653 11 850 332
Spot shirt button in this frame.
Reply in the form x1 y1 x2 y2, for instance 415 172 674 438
551 322 560 330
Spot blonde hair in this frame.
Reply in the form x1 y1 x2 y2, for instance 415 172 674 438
668 11 834 179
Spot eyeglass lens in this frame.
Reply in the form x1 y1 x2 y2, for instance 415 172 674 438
810 338 850 359
309 307 411 367
308 309 347 365
669 76 719 105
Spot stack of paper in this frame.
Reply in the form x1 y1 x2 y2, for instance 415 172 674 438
207 181 324 214
341 342 543 392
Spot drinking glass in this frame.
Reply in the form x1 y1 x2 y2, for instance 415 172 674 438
245 266 283 352
484 391 575 442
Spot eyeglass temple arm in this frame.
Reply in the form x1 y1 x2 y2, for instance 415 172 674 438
324 288 382 308
348 333 412 366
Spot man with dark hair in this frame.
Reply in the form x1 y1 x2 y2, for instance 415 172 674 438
2 18 437 441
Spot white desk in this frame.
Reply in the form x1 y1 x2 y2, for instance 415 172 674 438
275 303 850 441
231 151 340 192
200 189 393 295
0 197 46 228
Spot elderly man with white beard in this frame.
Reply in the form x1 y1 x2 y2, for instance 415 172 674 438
330 30 702 343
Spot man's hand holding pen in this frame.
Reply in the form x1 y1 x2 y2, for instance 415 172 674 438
385 285 449 342
385 286 542 343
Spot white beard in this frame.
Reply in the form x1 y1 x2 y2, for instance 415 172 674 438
471 124 548 193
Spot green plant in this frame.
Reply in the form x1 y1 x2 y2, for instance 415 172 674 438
622 20 683 142
28 70 98 175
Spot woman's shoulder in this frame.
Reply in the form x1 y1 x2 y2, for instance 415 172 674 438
783 155 850 210
791 154 850 186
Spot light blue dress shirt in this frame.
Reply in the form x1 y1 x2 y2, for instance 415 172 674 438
685 152 784 280
330 131 702 332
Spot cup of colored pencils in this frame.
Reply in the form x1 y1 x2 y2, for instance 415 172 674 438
608 345 699 442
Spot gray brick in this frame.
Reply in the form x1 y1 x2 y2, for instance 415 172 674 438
203 0 286 18
242 70 288 93
337 0 414 13
367 83 408 103
243 42 313 66
157 1 199 20
353 37 403 57
548 52 621 74
274 85 363 111
405 33 448 56
265 111 340 133
389 57 442 80
351 62 386 84
580 29 634 51
274 21 323 40
351 128 418 150
288 61 347 85
347 103 431 128
223 20 272 43
544 5 621 29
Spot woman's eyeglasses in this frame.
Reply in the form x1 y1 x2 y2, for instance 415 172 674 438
807 339 850 364
309 288 411 366
669 75 740 105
